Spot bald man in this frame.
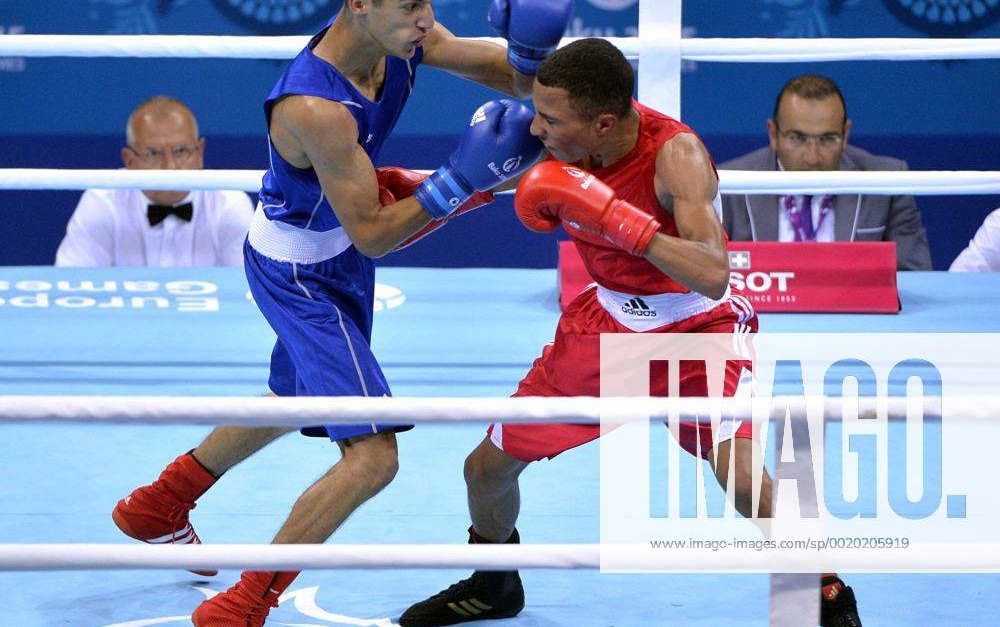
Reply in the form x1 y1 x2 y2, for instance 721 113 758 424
55 96 253 267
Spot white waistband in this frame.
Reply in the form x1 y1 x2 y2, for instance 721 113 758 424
595 284 731 332
248 205 353 264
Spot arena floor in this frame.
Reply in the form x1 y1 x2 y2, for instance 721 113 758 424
2 266 999 626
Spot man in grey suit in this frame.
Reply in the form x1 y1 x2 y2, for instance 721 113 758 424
720 74 932 271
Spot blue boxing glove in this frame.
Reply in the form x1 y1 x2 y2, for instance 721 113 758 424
415 99 544 220
489 0 574 76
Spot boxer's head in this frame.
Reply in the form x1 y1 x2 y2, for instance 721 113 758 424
767 74 851 172
530 38 634 163
344 0 434 60
122 95 204 206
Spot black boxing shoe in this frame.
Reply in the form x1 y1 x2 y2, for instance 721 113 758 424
399 527 524 626
398 569 524 626
820 576 862 627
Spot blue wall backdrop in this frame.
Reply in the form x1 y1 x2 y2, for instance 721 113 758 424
2 0 999 269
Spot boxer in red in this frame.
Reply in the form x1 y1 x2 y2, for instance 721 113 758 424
400 38 861 627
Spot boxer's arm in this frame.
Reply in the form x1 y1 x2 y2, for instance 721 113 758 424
376 167 494 252
421 23 532 98
645 133 729 300
274 96 433 258
391 197 489 251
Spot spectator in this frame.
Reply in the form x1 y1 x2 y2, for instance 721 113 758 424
720 74 932 271
55 96 253 267
950 208 1000 271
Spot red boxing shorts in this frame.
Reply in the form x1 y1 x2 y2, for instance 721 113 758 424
488 286 758 462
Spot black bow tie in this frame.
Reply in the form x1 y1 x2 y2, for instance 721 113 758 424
147 202 193 226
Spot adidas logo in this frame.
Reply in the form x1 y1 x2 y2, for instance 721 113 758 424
447 597 494 617
621 297 657 317
470 105 488 126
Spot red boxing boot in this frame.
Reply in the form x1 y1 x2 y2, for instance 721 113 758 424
192 570 299 627
112 451 219 577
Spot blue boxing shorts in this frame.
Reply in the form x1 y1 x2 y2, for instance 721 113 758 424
244 239 412 441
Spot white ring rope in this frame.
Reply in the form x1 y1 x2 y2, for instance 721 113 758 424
0 168 263 192
719 170 1000 195
4 168 1000 196
3 35 1000 63
0 394 977 425
0 35 637 60
0 395 751 425
0 544 598 571
681 37 1000 62
1 542 997 572
0 34 308 60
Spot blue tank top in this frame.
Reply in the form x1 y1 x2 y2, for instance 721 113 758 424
259 25 422 232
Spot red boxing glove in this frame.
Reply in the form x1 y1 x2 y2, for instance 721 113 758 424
375 166 495 251
378 183 397 208
376 166 429 201
514 161 661 256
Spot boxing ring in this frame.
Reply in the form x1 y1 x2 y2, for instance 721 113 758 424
4 2 1000 624
4 267 1000 627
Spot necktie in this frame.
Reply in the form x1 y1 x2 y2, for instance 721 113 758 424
147 202 193 227
789 194 816 241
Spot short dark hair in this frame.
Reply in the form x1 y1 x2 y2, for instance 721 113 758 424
536 38 633 120
772 74 848 126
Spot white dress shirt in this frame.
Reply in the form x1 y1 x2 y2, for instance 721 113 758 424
55 188 254 267
950 208 1000 272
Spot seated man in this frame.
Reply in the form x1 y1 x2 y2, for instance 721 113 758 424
55 95 253 267
950 207 1000 271
720 74 932 271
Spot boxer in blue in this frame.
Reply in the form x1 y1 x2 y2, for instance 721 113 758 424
110 1 573 624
